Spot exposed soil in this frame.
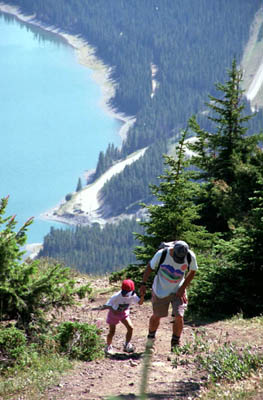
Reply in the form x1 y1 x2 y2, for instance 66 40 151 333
44 277 263 400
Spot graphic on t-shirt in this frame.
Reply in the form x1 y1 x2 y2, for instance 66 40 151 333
160 264 186 283
117 304 130 312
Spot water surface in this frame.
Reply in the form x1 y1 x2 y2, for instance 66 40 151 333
0 12 120 243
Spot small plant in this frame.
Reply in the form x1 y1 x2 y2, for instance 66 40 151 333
65 193 73 201
196 342 263 384
228 314 263 327
0 326 27 369
55 321 104 361
172 354 191 369
171 328 209 363
172 342 193 356
0 351 72 399
192 328 210 353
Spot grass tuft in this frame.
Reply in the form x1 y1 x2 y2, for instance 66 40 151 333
0 353 72 400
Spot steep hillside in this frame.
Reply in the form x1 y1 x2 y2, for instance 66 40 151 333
40 278 263 400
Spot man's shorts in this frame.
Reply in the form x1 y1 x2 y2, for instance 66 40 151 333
151 291 187 318
106 309 129 325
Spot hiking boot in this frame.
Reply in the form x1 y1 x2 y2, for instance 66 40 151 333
123 342 134 353
105 344 114 355
171 335 180 352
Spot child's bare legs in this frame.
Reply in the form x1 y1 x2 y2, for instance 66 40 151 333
107 324 116 346
121 317 133 344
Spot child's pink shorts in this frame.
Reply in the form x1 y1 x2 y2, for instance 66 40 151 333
106 309 129 325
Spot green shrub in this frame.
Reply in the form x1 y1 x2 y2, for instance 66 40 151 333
65 193 73 201
55 321 104 361
186 250 246 319
196 342 263 383
0 326 27 368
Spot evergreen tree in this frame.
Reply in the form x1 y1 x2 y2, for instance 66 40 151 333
109 130 216 295
0 196 90 332
189 178 263 318
76 177 82 192
223 177 263 315
133 129 215 266
188 59 263 232
93 143 121 181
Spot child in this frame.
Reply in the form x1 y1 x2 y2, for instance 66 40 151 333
99 279 144 354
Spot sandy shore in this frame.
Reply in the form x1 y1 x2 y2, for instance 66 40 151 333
0 2 135 142
41 147 147 226
24 243 43 259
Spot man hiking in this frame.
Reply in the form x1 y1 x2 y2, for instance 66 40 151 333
139 240 198 352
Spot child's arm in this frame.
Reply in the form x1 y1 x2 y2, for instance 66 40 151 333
92 304 113 311
132 291 144 305
99 304 121 314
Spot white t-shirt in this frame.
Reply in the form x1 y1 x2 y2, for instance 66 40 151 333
106 290 140 312
150 248 198 298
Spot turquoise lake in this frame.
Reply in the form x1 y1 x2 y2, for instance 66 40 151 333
0 12 121 244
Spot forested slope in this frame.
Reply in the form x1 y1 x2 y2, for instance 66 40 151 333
38 218 144 274
3 0 263 275
4 0 263 216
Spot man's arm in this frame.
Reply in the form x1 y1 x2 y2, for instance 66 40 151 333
139 263 153 297
176 270 196 300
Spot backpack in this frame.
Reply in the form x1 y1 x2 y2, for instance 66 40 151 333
156 241 192 275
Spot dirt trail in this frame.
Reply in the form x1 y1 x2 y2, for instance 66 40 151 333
44 277 263 400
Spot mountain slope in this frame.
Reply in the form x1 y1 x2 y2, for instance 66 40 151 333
43 147 147 226
41 276 263 400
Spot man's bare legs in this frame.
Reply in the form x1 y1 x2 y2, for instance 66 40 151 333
147 313 183 350
173 315 184 337
171 315 184 348
149 314 160 333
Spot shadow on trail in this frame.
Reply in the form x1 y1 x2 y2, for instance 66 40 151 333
106 351 144 361
107 393 185 399
108 383 200 399
174 380 201 398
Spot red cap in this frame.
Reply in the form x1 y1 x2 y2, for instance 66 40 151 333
122 279 135 292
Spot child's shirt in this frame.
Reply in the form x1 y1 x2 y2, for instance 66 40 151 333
105 290 140 312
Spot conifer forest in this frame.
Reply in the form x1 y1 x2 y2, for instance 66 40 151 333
3 0 263 286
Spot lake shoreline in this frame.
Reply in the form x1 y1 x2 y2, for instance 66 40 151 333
40 147 147 228
0 1 137 253
0 2 135 143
